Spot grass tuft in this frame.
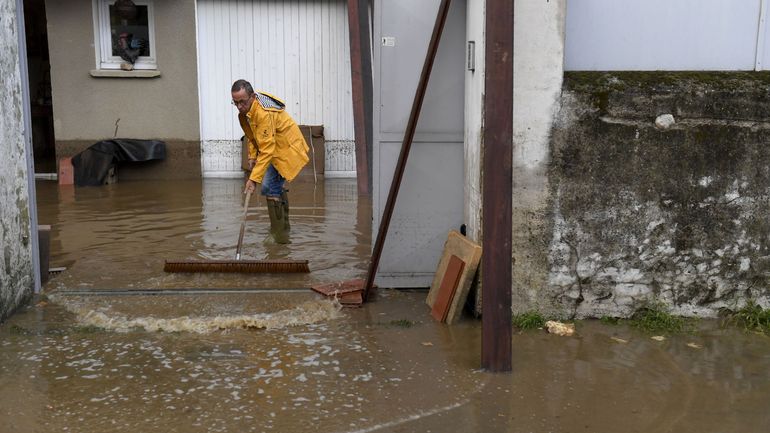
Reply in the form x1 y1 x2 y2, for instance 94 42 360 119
8 324 30 335
512 311 547 330
629 302 691 334
389 319 414 328
721 301 770 334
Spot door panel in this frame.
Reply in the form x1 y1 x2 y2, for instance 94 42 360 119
373 0 466 287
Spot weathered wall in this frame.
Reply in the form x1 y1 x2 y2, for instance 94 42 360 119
45 0 201 179
1 0 35 322
467 0 566 313
523 72 770 318
463 0 484 243
509 0 567 314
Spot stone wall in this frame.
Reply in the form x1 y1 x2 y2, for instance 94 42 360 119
0 0 35 322
515 72 770 319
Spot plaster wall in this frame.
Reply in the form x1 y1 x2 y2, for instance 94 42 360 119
0 0 35 322
466 0 566 313
463 0 484 243
44 0 201 178
509 0 566 313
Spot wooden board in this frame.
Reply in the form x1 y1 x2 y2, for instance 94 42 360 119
426 230 482 324
311 278 371 307
430 255 465 322
311 278 367 296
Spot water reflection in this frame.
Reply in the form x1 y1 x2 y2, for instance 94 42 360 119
35 178 371 291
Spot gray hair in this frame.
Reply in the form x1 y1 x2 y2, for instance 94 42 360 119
231 79 254 95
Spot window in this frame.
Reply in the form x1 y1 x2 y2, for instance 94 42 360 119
94 0 156 70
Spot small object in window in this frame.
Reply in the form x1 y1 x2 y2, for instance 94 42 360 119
116 32 146 65
114 0 138 20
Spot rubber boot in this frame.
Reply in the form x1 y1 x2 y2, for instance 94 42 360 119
280 190 290 231
266 197 290 244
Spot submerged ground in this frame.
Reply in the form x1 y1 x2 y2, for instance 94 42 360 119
0 178 768 432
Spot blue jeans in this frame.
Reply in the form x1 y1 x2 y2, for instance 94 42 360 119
261 163 285 198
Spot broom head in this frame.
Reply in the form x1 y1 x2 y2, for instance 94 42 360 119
164 259 309 273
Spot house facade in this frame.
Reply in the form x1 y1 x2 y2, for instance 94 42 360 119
42 0 356 180
3 0 768 321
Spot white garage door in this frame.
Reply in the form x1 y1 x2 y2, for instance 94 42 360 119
196 0 355 177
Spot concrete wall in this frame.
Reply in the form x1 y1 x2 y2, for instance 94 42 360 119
457 2 769 321
534 72 770 318
466 0 567 313
509 0 566 314
45 0 201 179
463 0 484 243
1 0 35 322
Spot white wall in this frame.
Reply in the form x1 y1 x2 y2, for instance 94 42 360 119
464 0 566 312
0 0 35 321
463 0 483 243
566 0 769 71
196 0 355 177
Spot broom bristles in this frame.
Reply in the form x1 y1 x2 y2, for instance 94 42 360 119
164 259 309 273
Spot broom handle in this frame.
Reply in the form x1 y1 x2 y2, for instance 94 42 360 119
235 190 252 260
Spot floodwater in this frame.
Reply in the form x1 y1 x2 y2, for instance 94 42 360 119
0 178 768 432
35 177 371 291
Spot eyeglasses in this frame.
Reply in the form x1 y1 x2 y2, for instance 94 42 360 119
231 96 252 107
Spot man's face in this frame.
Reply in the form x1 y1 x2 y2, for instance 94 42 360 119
231 88 254 114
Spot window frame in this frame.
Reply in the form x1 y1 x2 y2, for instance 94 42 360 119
93 0 157 70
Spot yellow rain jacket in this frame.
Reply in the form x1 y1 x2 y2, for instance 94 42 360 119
238 91 309 183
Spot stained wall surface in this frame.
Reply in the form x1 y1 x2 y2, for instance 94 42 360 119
0 0 35 322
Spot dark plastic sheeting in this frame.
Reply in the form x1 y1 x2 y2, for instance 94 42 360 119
72 139 166 186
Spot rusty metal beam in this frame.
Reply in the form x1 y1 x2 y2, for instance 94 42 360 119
481 0 513 372
347 0 373 195
363 0 453 301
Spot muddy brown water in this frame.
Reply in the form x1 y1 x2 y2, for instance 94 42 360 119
35 178 371 291
0 178 768 432
2 291 769 432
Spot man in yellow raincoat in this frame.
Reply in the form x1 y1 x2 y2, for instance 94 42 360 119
231 79 309 243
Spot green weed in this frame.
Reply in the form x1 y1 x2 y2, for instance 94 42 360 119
512 311 547 330
389 319 414 328
629 302 692 334
8 324 30 335
722 301 770 334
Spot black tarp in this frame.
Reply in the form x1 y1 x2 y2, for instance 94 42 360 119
72 139 166 186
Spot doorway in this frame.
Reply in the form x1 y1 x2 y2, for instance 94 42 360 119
372 0 467 287
23 0 56 175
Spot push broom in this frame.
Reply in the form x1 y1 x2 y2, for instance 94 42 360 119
164 191 309 273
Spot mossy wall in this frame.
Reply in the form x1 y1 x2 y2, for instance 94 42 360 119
523 72 770 318
0 0 35 323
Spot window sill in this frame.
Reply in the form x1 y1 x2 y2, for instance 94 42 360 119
89 69 161 78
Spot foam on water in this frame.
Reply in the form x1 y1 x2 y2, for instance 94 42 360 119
49 295 342 333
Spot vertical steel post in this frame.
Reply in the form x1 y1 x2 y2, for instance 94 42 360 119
481 0 513 372
347 0 373 195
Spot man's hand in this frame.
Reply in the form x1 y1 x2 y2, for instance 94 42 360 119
244 179 257 195
248 159 256 170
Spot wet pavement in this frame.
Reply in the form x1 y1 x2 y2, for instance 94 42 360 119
0 178 768 432
2 291 770 433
